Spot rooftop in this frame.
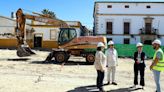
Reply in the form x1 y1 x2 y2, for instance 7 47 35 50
95 1 164 3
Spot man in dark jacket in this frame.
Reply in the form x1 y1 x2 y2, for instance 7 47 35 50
133 42 146 89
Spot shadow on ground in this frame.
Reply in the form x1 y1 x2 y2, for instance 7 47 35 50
7 58 30 61
107 87 143 92
30 60 92 66
67 85 99 92
67 85 143 92
0 58 30 62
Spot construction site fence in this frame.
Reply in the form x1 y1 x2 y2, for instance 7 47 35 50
84 44 164 59
114 44 164 59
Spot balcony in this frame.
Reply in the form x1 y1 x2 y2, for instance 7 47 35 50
139 27 159 35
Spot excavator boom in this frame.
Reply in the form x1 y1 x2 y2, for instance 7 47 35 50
15 8 69 57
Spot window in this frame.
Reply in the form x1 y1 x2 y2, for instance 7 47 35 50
124 38 130 44
107 5 112 8
146 5 151 8
125 5 129 8
58 28 77 44
50 29 59 40
106 22 113 34
69 29 77 40
124 22 130 34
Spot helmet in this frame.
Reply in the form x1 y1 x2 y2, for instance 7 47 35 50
108 41 114 45
152 39 161 46
136 42 143 47
97 42 105 47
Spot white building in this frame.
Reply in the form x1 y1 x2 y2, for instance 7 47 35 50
94 1 164 45
30 21 89 48
0 15 31 48
0 15 90 49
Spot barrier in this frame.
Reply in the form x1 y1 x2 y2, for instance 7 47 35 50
84 44 164 58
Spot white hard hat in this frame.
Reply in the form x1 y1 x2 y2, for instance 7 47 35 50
108 41 114 45
97 42 105 47
136 42 143 47
152 39 161 46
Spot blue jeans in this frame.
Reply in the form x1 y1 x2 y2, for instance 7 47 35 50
153 70 161 92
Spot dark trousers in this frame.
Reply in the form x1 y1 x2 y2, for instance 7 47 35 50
96 70 104 89
134 63 145 86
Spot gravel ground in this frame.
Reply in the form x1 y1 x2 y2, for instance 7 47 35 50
0 49 163 92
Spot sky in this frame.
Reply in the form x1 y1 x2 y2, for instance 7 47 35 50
0 0 163 29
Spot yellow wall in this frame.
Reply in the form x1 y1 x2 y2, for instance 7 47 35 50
0 39 33 48
0 39 58 49
42 40 58 48
0 39 17 47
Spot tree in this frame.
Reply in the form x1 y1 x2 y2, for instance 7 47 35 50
41 9 56 19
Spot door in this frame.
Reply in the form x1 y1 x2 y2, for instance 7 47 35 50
145 23 152 34
34 34 42 48
144 40 152 45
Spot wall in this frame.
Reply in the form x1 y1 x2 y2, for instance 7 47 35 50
97 3 164 14
94 2 164 45
96 16 164 35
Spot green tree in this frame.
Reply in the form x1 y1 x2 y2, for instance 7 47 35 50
41 9 56 19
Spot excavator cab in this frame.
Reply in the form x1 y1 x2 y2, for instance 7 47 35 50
58 28 77 45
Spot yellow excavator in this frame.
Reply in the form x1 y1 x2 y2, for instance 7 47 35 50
16 8 68 57
16 8 107 63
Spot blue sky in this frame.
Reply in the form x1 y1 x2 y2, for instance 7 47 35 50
0 0 95 29
0 0 163 29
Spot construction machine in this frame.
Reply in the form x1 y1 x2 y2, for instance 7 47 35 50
16 8 107 63
16 8 68 57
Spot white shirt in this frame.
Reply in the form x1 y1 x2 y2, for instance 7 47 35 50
106 48 118 67
94 51 106 71
137 52 144 63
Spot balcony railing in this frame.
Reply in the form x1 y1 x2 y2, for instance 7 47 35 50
139 28 159 35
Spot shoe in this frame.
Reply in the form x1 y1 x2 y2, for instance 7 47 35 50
42 61 47 63
130 85 136 88
106 81 110 85
112 82 117 85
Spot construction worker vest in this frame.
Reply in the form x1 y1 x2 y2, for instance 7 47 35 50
153 48 164 71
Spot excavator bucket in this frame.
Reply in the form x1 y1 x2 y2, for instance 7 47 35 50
17 45 35 57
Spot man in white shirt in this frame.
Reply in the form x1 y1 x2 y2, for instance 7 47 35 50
106 40 118 85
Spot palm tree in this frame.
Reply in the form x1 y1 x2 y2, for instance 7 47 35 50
41 9 56 19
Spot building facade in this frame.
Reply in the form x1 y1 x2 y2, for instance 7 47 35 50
0 15 90 49
94 1 164 45
30 21 89 48
0 16 30 48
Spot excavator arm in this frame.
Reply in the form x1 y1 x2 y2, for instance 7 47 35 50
15 8 69 57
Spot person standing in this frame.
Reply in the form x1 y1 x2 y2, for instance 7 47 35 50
94 42 106 92
106 40 118 85
150 39 164 92
133 42 146 89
